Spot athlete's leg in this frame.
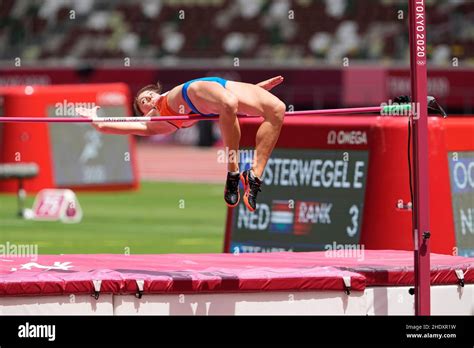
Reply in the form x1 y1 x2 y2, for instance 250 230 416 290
186 81 241 173
186 80 285 211
225 81 286 178
219 81 285 211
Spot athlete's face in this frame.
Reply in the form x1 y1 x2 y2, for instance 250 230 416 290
137 90 161 115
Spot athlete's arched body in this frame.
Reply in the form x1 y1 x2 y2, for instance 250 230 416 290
78 76 285 212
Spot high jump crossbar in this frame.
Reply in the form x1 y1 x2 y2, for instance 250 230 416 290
0 105 412 123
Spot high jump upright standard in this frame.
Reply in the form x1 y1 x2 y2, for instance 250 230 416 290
409 0 430 315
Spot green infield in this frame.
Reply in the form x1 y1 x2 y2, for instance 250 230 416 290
0 182 227 254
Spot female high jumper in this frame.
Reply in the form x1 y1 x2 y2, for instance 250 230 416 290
77 76 286 212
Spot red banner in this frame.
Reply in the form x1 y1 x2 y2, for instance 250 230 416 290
0 67 472 111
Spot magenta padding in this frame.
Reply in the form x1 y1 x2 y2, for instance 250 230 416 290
1 250 473 297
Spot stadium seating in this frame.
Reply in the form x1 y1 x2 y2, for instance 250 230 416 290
0 0 472 65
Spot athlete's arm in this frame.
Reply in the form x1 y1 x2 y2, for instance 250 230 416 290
76 106 177 136
144 107 179 135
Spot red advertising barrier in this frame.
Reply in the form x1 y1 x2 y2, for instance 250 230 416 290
1 67 472 112
0 84 138 193
224 115 474 256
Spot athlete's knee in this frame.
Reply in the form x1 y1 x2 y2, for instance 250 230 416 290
275 100 286 120
265 100 286 124
219 93 239 115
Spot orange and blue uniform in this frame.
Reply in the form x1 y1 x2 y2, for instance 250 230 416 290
155 77 228 128
154 94 186 128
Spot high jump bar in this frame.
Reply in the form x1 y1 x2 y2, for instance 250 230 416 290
0 105 411 123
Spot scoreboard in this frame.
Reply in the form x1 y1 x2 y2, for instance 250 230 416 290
47 106 134 187
224 115 474 255
448 151 474 256
230 149 368 252
0 84 138 193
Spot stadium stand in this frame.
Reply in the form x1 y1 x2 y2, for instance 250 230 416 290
0 0 472 65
